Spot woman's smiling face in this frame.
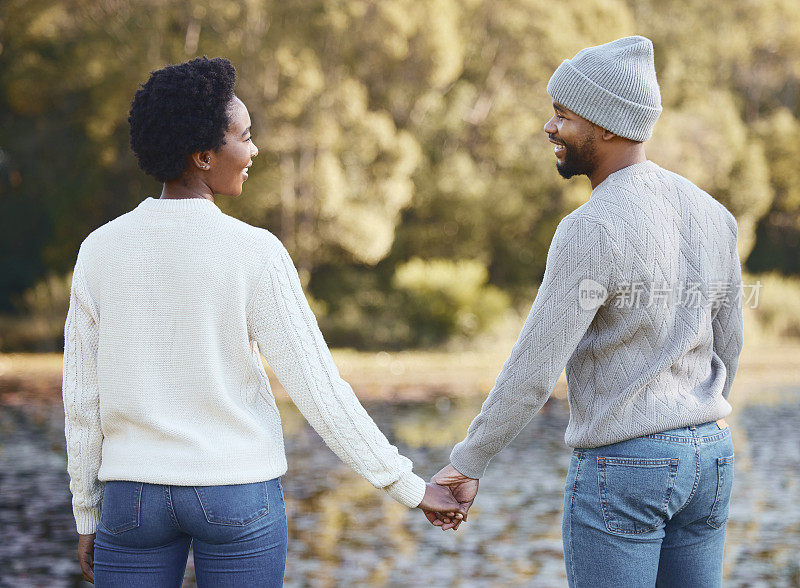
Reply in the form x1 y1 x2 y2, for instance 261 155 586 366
203 96 258 197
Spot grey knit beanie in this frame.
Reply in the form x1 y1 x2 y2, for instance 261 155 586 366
547 36 662 142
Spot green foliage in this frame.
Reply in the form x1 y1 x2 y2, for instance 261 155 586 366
390 0 636 292
310 265 416 350
1 0 799 349
0 272 71 351
392 258 510 346
646 91 772 259
310 258 510 349
742 272 800 341
624 0 800 264
746 109 800 275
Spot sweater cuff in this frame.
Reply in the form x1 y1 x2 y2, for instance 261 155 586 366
382 471 427 508
449 444 490 480
74 506 101 535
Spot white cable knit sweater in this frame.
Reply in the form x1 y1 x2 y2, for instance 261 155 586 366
451 161 744 478
62 196 426 534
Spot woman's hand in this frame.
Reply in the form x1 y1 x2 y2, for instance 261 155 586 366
78 533 96 584
417 482 466 528
427 464 479 530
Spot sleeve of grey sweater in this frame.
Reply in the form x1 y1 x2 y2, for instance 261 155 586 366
449 214 618 479
712 215 744 400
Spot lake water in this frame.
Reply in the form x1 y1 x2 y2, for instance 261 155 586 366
1 389 798 587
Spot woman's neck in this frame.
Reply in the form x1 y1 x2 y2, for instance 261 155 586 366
160 176 214 201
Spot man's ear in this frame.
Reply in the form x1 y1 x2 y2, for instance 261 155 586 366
190 151 212 171
601 128 617 141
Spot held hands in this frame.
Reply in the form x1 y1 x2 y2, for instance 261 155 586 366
418 482 466 527
424 464 479 531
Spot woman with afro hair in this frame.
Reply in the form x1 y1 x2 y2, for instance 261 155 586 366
62 56 463 586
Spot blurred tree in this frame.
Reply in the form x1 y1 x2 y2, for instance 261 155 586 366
1 0 799 349
0 0 426 289
647 91 772 259
209 0 430 276
392 257 510 345
747 109 800 274
390 0 637 296
626 0 800 270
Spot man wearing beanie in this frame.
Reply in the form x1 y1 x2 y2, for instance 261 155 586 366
429 36 743 587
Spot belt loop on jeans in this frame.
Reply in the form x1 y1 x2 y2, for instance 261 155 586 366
689 424 700 446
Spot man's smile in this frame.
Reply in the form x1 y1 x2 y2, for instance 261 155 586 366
549 138 566 158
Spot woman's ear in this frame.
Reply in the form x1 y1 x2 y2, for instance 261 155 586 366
190 151 212 171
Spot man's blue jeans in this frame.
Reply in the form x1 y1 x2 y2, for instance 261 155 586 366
93 477 287 587
563 421 734 587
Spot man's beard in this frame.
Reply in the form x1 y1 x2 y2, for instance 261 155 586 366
556 134 597 179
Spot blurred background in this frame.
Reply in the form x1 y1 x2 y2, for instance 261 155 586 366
0 0 798 586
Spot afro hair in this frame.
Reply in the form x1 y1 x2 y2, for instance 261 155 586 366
128 57 236 182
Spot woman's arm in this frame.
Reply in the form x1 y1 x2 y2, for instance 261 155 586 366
62 254 104 535
247 240 427 508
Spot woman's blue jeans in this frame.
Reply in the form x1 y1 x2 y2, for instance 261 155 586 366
93 478 287 587
563 421 734 587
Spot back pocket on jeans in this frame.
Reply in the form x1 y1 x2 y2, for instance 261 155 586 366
100 481 143 534
597 456 679 535
707 455 734 529
194 481 270 526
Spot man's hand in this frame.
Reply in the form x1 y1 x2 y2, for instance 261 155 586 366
78 533 95 584
418 482 466 526
426 464 479 531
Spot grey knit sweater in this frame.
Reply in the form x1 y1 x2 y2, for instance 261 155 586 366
450 161 743 479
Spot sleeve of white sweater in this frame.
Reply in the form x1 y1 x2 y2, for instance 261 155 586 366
712 216 744 400
247 242 426 508
62 253 104 534
449 215 617 478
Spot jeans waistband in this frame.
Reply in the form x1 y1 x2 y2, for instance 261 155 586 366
643 420 730 444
